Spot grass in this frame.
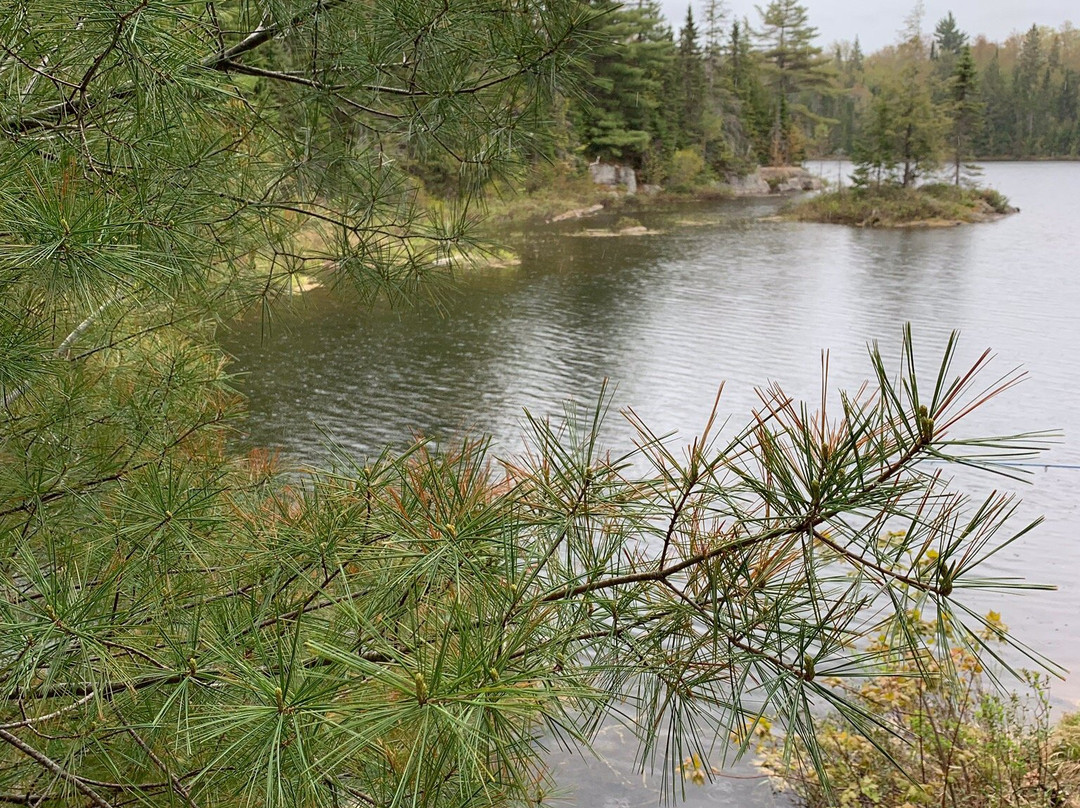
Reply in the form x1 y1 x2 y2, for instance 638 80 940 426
784 183 1015 227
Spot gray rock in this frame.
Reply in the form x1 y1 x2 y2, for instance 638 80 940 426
726 166 823 196
589 162 638 195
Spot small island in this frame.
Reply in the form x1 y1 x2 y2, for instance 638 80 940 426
783 182 1018 228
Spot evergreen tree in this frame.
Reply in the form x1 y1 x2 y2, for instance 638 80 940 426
754 0 834 164
949 44 983 184
703 0 729 61
1015 25 1047 154
850 36 865 72
934 12 969 56
851 88 899 187
975 48 1012 155
679 2 747 175
827 40 865 157
573 0 675 168
851 6 946 187
725 18 773 165
674 6 708 149
1053 68 1080 153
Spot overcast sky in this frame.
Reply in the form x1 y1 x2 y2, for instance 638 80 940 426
656 0 1076 52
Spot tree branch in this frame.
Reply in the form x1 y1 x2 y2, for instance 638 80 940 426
539 431 930 604
0 692 95 730
0 728 116 808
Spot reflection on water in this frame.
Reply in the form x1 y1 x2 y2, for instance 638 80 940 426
223 162 1080 801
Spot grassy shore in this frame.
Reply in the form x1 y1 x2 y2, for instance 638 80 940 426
783 183 1017 227
478 175 734 228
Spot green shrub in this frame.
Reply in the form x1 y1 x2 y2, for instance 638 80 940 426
667 147 707 192
977 188 1013 214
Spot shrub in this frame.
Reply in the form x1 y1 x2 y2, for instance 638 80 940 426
977 188 1013 214
758 608 1078 808
667 148 707 192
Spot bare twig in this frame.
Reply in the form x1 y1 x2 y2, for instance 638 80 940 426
0 728 116 808
0 693 95 730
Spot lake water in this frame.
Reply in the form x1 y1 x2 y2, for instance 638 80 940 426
223 162 1080 806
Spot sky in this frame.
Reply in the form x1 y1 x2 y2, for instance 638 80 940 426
656 0 1076 52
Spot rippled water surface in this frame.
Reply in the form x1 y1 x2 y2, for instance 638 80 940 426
224 162 1080 804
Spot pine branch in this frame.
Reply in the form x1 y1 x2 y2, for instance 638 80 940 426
0 728 116 808
0 692 95 730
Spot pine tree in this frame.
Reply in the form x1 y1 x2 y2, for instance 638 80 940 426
852 86 899 187
754 0 834 164
674 6 708 149
573 0 676 168
724 18 773 165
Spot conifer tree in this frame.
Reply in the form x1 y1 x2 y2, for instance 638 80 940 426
674 7 708 148
754 0 834 164
703 0 729 66
725 18 773 164
934 12 969 57
949 44 983 184
1016 25 1047 153
850 5 947 187
574 0 676 168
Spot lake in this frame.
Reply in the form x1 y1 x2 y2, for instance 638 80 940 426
223 162 1080 806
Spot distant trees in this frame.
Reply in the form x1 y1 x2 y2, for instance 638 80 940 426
674 7 707 147
841 9 1080 187
571 0 837 174
850 8 948 187
852 15 1080 167
561 3 1079 184
969 24 1080 157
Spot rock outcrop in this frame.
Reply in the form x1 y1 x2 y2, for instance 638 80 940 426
726 166 823 196
588 162 637 194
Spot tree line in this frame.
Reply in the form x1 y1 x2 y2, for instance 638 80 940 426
559 1 1080 187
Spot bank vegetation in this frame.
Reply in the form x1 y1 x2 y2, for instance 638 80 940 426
784 183 1017 227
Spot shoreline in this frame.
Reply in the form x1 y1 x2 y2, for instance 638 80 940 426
485 165 823 229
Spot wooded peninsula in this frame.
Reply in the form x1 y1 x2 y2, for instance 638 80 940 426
509 2 1079 198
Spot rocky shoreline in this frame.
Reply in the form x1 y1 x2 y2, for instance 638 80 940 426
539 163 824 224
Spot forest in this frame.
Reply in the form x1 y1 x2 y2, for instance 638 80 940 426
546 1 1080 191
